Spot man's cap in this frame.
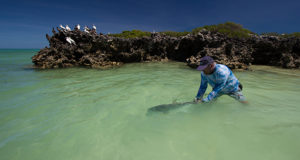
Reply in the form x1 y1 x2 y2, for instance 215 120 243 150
197 56 214 71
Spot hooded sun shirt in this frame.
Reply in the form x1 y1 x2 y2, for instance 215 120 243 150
196 64 240 102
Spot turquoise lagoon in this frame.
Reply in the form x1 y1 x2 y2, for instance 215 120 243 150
0 49 300 160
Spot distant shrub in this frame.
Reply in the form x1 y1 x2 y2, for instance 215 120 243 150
109 22 300 39
260 32 281 36
261 32 300 38
283 32 300 38
191 26 205 34
110 30 151 38
192 22 254 38
160 31 190 37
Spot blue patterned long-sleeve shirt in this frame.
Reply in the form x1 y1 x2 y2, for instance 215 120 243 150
196 64 240 102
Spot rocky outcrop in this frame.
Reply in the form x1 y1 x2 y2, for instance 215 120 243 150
32 28 300 69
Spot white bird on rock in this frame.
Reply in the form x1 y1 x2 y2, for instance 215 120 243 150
66 37 76 45
75 24 80 30
92 24 96 30
59 24 66 30
65 25 71 31
84 26 89 33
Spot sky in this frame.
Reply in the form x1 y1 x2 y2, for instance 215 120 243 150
0 0 300 48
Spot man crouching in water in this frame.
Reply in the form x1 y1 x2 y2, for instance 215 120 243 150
194 56 248 103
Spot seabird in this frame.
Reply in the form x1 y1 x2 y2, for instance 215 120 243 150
65 25 71 31
84 26 89 33
59 24 66 30
66 37 76 45
75 24 80 30
92 24 96 30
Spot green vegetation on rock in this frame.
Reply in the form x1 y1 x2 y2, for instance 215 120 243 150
109 22 298 39
159 31 190 37
261 32 300 38
191 22 254 38
110 30 151 38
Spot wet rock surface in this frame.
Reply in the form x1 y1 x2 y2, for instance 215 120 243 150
32 28 300 69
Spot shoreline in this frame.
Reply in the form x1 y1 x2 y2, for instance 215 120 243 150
24 60 300 73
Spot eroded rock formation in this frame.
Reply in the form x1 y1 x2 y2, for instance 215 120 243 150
32 28 300 69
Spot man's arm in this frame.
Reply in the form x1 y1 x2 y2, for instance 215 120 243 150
195 73 208 100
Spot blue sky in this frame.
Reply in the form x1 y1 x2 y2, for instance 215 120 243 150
0 0 299 48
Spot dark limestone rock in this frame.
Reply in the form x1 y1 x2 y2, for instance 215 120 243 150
32 27 300 70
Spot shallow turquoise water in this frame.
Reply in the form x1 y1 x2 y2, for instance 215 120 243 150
1 49 300 160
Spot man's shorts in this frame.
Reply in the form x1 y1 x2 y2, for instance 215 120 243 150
228 88 246 102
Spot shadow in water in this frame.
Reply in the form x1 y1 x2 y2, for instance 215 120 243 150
147 101 198 115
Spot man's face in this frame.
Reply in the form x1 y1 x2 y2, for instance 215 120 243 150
203 64 213 74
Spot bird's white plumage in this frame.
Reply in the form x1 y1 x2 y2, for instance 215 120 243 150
65 25 71 31
59 24 66 30
66 37 76 45
76 24 80 30
84 26 89 33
